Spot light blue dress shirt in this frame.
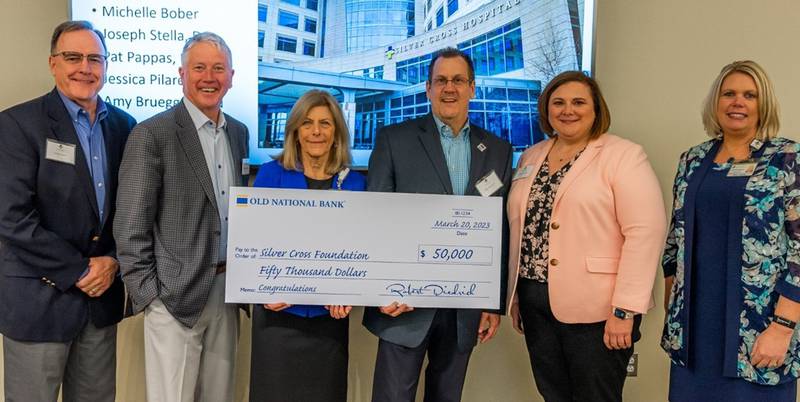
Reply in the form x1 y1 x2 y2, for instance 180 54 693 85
433 115 471 195
58 91 109 222
184 98 236 263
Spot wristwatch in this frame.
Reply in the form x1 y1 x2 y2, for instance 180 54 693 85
613 307 634 320
773 315 797 330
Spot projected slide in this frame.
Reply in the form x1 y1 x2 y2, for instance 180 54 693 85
71 1 258 139
255 0 595 166
74 0 595 167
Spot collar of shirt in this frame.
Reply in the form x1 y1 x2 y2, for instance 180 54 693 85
57 90 107 125
432 114 470 142
183 97 227 131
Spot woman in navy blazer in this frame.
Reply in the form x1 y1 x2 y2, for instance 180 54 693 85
249 90 365 402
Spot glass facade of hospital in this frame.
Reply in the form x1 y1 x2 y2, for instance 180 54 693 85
395 20 523 85
345 0 416 53
256 0 589 163
263 18 540 151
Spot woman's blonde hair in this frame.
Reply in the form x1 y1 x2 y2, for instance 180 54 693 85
276 89 352 174
701 60 780 140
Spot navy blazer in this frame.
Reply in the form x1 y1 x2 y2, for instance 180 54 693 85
253 159 367 317
0 89 136 342
363 113 513 352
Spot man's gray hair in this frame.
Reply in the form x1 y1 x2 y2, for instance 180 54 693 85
50 20 107 54
181 32 233 67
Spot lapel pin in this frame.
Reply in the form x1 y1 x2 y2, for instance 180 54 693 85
477 143 486 152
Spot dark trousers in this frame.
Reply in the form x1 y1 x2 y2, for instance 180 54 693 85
517 278 640 402
250 308 349 402
371 309 472 402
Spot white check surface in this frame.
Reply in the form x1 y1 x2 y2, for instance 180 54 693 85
225 187 502 309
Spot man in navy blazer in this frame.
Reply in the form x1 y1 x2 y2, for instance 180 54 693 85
0 21 135 402
364 47 512 402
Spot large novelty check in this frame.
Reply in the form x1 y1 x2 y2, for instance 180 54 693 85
225 187 502 309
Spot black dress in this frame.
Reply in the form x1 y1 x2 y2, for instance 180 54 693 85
249 176 348 402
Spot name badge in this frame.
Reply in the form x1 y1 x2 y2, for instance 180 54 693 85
45 139 76 165
727 161 757 177
242 158 251 176
475 170 503 197
513 165 533 181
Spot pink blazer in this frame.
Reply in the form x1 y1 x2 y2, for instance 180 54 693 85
506 134 667 323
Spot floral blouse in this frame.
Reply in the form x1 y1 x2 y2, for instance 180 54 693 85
519 150 583 282
661 137 800 385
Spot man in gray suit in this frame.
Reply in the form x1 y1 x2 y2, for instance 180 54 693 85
114 32 248 402
364 47 512 402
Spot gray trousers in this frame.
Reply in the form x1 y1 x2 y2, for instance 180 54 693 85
3 322 117 402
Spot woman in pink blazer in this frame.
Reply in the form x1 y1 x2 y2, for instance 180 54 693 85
506 71 667 402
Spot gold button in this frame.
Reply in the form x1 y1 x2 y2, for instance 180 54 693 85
550 258 559 266
41 277 47 281
91 236 100 241
551 222 560 230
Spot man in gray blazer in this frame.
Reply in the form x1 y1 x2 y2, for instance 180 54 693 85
364 47 512 402
114 32 248 402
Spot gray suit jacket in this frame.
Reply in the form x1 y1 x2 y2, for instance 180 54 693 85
114 101 248 328
363 113 512 352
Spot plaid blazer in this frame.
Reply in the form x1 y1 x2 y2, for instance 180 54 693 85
114 101 248 327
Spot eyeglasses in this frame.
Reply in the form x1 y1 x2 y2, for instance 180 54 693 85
51 51 107 65
430 76 472 88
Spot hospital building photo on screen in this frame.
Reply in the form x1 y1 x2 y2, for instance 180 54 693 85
256 0 593 166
